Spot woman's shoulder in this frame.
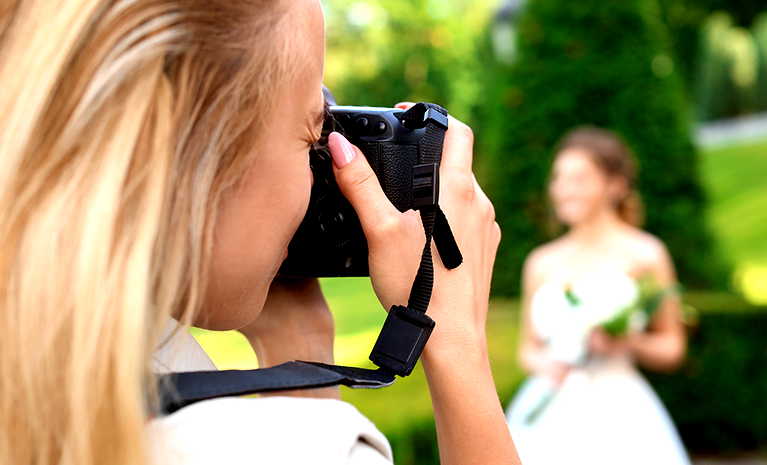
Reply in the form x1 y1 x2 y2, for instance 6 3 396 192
523 238 569 285
148 396 392 465
618 227 672 269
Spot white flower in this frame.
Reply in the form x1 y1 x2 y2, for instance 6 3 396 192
574 273 639 327
530 274 640 365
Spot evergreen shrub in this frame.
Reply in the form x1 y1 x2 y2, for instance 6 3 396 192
478 0 725 296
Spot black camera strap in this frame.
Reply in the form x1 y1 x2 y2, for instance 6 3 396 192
159 103 461 415
400 103 462 313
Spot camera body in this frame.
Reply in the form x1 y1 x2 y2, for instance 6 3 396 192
279 105 441 277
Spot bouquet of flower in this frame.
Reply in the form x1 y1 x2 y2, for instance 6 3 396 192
599 275 680 337
523 274 679 425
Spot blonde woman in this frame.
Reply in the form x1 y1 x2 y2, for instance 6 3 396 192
505 127 690 464
0 1 518 464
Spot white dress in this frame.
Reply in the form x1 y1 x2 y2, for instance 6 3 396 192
149 322 393 465
506 272 691 465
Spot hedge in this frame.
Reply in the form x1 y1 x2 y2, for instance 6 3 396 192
646 293 767 453
477 0 726 297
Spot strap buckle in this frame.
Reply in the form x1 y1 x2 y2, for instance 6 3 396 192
369 305 435 376
412 163 439 209
424 107 449 130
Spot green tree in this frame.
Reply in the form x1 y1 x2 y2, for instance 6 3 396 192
754 13 767 110
323 0 494 120
696 12 763 120
657 0 766 94
479 0 726 296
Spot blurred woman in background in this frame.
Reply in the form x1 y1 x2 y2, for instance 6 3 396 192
505 127 690 465
0 1 518 464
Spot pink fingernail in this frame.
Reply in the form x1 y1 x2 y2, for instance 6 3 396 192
330 132 356 168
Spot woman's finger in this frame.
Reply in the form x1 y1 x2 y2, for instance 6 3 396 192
396 102 473 170
441 116 474 171
328 132 400 238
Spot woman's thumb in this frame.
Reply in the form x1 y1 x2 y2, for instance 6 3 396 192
328 132 399 231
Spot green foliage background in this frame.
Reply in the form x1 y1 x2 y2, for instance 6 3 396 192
324 0 493 121
658 0 767 95
695 11 767 120
479 0 725 295
324 0 730 296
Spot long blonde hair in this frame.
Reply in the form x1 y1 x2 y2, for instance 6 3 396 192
0 1 295 464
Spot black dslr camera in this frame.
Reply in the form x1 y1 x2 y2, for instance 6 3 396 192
280 104 448 277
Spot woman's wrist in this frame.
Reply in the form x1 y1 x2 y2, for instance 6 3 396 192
422 290 489 355
422 323 488 365
421 326 522 465
421 315 492 385
620 331 643 358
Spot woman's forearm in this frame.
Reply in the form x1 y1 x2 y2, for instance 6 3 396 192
628 331 686 372
422 338 521 465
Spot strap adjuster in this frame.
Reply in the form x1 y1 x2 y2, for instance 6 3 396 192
424 107 449 130
412 163 439 209
369 305 435 376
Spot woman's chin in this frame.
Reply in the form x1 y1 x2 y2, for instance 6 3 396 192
269 249 289 280
555 211 588 227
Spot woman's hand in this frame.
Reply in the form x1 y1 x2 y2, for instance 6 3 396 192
538 359 572 386
588 328 636 358
237 278 338 398
329 107 519 465
327 111 500 356
325 134 424 311
520 342 572 386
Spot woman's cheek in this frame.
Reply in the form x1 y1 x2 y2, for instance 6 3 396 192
274 154 313 261
294 154 314 229
302 155 313 211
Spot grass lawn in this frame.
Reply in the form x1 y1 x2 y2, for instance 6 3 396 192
700 139 767 265
699 138 767 302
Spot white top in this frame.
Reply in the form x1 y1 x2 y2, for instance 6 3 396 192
149 322 393 465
